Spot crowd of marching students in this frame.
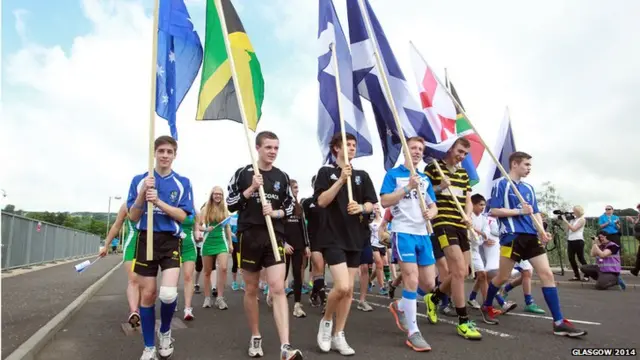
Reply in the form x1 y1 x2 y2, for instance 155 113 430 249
101 131 589 360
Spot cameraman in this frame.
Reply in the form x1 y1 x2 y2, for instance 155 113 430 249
561 206 588 281
580 231 621 290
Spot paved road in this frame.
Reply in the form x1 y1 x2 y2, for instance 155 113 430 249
1 255 122 359
36 267 638 360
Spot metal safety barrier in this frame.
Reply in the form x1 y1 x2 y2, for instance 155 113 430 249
1 211 101 270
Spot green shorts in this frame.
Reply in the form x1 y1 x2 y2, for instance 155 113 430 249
122 231 138 262
181 231 197 263
202 235 229 257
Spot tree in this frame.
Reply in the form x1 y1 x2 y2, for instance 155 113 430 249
537 181 571 215
3 204 15 213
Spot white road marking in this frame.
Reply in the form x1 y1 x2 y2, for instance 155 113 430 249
358 297 516 339
354 291 602 326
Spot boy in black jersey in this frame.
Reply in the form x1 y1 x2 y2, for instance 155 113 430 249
226 131 303 360
301 176 328 308
314 133 378 356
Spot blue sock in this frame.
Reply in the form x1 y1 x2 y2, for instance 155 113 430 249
505 283 514 293
524 294 533 305
469 291 477 301
160 300 177 333
483 282 500 307
541 287 563 323
417 287 427 297
440 294 450 308
140 305 156 348
495 294 505 306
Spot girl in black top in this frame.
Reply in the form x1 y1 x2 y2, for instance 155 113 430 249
284 179 311 318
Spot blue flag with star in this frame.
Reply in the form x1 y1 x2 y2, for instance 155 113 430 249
156 0 203 140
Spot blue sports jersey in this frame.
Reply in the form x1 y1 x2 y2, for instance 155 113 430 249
127 170 194 236
380 165 436 236
488 177 539 238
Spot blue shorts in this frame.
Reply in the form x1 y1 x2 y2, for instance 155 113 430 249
391 232 436 266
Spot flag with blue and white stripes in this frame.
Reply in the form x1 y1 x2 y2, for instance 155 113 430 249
347 0 438 170
317 0 373 163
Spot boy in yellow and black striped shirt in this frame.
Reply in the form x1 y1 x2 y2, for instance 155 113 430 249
422 137 484 340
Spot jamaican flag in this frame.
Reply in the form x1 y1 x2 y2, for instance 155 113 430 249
196 0 264 131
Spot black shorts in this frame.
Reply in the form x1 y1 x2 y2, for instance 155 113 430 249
309 236 322 253
133 232 181 277
372 246 387 257
434 225 471 253
431 234 445 260
500 233 546 263
238 227 285 273
323 247 360 268
360 244 373 265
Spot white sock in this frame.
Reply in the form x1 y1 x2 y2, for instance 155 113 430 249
403 297 419 336
398 297 408 312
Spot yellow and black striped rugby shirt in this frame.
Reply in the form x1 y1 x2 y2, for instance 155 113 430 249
424 160 471 229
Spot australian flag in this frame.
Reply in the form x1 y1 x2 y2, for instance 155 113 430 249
155 0 203 140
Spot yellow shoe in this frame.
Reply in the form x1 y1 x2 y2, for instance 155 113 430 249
424 294 438 324
457 320 482 340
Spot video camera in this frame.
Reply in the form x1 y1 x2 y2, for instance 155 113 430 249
552 209 575 221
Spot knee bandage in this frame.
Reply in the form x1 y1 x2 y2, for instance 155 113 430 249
158 286 178 304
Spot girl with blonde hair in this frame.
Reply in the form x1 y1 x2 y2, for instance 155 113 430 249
200 186 233 310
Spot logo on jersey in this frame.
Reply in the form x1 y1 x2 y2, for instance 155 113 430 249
330 174 338 180
355 175 361 185
274 181 281 191
170 190 178 203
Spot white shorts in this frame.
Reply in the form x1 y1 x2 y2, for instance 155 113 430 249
482 243 500 272
471 247 486 272
513 259 533 275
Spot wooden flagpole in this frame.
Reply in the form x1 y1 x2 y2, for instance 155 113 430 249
145 0 160 261
329 43 354 202
410 42 546 235
215 0 281 262
357 0 433 233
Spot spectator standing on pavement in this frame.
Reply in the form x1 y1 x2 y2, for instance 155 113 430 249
599 206 621 246
580 231 623 290
127 135 194 360
111 237 119 253
626 204 640 276
562 205 588 281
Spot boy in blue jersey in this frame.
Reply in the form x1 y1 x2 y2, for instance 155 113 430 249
380 137 438 352
128 135 195 360
481 151 586 337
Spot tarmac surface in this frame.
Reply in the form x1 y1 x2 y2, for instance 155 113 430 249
1 255 123 359
30 259 639 360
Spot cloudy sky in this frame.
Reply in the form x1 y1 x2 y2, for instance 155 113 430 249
1 0 638 217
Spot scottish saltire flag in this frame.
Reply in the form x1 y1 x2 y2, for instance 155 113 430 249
156 0 204 140
318 0 372 163
408 42 479 183
347 0 437 170
476 108 515 203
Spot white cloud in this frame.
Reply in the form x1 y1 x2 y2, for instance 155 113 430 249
1 0 639 218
